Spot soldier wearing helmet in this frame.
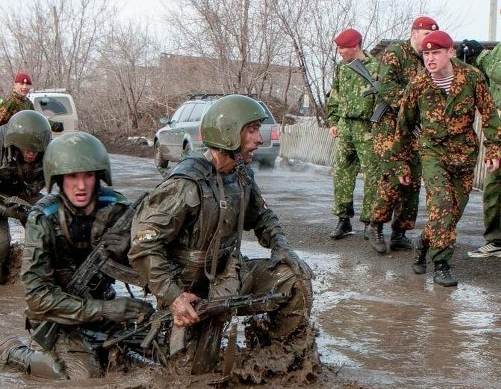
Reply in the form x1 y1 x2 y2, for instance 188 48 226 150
129 94 316 379
0 110 51 283
0 132 153 379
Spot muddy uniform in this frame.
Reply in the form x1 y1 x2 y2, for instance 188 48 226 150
371 40 423 231
0 92 34 126
326 52 380 223
392 59 501 266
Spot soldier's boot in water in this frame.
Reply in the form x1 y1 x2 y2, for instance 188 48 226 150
329 217 353 240
412 238 427 274
369 223 386 254
389 229 413 250
433 262 458 287
0 336 68 379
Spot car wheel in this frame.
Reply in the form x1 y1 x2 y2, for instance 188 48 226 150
154 141 169 170
259 158 276 169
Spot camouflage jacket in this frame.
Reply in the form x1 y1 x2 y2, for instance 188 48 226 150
391 59 501 175
477 42 501 108
326 51 379 125
129 155 285 307
22 188 131 325
0 91 34 126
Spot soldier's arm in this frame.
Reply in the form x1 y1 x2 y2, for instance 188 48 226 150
477 43 501 84
325 64 341 126
21 212 106 325
378 48 405 110
0 98 14 126
128 179 200 306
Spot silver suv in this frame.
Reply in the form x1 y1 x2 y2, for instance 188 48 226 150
154 94 280 171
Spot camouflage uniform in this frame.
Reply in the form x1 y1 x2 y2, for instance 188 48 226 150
392 59 501 265
326 52 380 223
0 92 34 126
371 40 423 231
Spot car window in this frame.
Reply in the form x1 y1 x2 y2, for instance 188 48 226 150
178 103 195 123
34 96 73 116
170 105 185 123
188 103 207 122
258 102 276 124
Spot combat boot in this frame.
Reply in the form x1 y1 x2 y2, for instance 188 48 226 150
433 262 458 287
363 223 370 241
330 217 353 240
0 260 9 284
412 238 427 274
369 223 386 254
390 229 413 251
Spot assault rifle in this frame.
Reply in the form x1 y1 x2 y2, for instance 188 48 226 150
31 192 148 350
347 59 391 123
0 193 32 223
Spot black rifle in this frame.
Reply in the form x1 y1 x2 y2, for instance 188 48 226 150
31 192 148 350
347 59 391 123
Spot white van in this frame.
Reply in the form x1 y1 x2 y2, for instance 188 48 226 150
28 89 78 135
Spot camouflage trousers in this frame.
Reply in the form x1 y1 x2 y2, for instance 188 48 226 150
331 118 379 223
483 168 501 245
420 155 474 264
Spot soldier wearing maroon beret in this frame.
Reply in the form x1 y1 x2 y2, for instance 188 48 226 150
368 16 439 255
390 30 501 286
0 72 34 126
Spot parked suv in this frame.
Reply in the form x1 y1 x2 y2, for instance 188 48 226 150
28 89 78 135
154 94 280 171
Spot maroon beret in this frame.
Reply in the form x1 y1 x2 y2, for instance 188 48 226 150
14 72 32 85
334 28 362 48
421 31 453 51
412 16 439 31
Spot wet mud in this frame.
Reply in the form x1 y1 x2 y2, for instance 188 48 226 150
1 155 500 388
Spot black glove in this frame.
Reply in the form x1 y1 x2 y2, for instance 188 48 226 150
101 297 154 322
102 232 130 261
456 39 484 64
270 238 314 280
1 204 29 225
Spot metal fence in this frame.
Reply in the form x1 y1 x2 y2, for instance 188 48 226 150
280 119 488 190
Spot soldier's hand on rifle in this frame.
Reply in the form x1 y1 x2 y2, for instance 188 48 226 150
103 232 130 260
101 297 154 322
329 126 338 138
170 292 200 327
270 245 314 280
485 158 500 173
398 174 411 186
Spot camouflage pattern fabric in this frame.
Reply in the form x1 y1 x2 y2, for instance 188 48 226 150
370 40 424 230
0 92 34 126
391 59 501 263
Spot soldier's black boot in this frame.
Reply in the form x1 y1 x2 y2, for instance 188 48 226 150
363 223 370 240
369 223 386 254
412 238 427 274
0 260 9 285
390 229 413 251
330 217 353 240
433 262 458 287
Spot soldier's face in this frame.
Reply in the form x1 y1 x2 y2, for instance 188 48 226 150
338 46 360 62
411 29 432 53
240 121 263 164
63 172 97 211
423 48 454 74
20 149 38 163
13 82 31 97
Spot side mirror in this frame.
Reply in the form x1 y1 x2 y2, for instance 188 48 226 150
159 117 171 125
50 121 64 133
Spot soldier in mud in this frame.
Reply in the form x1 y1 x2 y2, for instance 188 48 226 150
0 110 51 284
326 28 380 240
129 94 316 381
369 16 439 254
391 31 501 286
457 40 501 259
0 73 34 126
0 132 153 379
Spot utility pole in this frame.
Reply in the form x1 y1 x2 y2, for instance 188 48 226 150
488 0 497 40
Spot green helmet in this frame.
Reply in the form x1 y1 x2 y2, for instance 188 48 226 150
43 132 112 191
5 110 51 152
201 94 268 151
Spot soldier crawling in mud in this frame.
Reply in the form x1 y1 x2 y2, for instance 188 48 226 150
129 94 317 382
0 110 51 284
391 31 501 286
0 132 153 379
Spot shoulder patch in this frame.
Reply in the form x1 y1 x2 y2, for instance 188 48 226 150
135 227 159 243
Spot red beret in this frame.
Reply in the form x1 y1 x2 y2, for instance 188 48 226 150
412 16 439 31
421 31 453 51
14 72 32 85
334 28 362 48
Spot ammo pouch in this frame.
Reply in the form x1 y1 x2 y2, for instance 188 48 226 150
370 102 391 123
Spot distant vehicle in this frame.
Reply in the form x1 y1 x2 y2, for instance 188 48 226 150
154 94 280 171
28 89 78 135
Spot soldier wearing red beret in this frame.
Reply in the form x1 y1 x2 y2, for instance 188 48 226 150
368 16 439 255
391 30 501 286
0 72 34 126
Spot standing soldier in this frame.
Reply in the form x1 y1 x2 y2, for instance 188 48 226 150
326 28 380 240
0 132 153 379
0 73 34 126
392 31 501 286
0 110 51 283
369 17 439 254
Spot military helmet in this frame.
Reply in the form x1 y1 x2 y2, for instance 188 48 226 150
43 132 112 191
5 110 51 152
201 94 268 151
